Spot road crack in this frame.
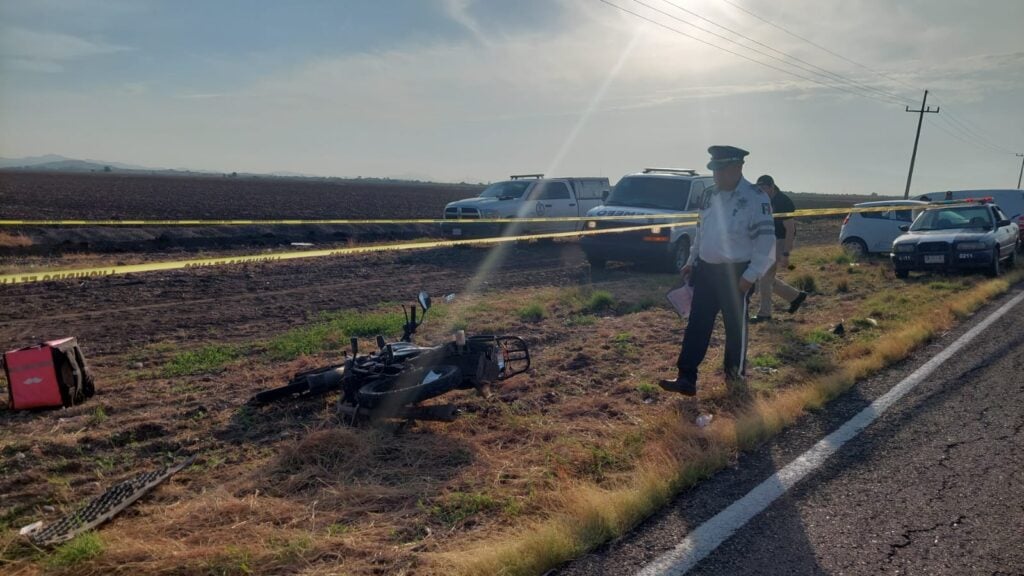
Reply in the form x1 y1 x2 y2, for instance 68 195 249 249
886 516 967 563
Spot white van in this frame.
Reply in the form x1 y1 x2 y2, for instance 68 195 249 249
839 200 928 256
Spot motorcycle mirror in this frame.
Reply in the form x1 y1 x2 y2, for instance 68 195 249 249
418 291 432 312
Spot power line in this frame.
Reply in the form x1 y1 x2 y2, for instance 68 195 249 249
928 115 1011 155
630 0 908 105
596 0 906 107
937 104 1016 155
717 0 922 95
712 1 1019 161
656 0 915 106
935 114 1014 155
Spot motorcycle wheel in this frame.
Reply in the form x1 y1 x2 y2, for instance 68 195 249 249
356 364 462 410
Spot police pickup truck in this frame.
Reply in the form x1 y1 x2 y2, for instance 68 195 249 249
581 168 712 272
441 174 609 239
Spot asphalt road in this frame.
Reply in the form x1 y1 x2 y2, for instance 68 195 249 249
558 283 1024 576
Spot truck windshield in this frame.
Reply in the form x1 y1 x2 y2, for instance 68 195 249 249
479 181 532 199
606 177 691 210
910 206 992 231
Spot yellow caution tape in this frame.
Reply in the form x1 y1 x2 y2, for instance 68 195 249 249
0 223 686 285
0 214 697 226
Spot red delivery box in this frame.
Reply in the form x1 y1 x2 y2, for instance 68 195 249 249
3 337 95 410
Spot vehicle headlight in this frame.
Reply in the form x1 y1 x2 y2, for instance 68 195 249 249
956 241 986 251
894 243 916 253
587 220 597 229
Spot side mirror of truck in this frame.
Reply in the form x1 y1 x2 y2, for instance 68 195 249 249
997 219 1012 228
899 225 909 232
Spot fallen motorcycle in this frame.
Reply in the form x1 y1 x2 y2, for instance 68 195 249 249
248 291 530 422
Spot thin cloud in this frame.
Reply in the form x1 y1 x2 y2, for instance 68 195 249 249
0 26 129 72
440 0 490 47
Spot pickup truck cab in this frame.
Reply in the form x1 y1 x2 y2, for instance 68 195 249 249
581 168 712 272
441 174 609 239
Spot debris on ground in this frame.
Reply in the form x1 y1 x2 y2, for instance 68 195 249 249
21 455 196 547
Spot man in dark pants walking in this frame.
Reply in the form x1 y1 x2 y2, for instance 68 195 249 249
660 146 776 396
752 174 807 322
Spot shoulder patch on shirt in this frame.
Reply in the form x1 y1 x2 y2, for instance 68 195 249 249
762 203 771 215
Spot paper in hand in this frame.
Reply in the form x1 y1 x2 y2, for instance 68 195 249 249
666 284 694 318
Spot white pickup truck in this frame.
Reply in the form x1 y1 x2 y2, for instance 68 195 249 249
441 174 610 239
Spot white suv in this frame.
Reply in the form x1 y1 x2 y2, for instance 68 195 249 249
581 168 710 271
839 200 928 256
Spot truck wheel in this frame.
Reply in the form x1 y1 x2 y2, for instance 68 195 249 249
666 239 690 273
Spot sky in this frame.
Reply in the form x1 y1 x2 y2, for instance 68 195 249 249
0 0 1022 195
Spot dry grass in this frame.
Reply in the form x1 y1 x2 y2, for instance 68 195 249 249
0 231 32 248
443 262 1024 576
3 244 1020 576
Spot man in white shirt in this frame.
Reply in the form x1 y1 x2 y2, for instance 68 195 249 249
660 145 776 396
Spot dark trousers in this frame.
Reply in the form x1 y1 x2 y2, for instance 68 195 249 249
676 259 752 383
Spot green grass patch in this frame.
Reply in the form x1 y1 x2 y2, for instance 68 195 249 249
751 353 782 369
584 290 615 313
422 492 503 528
47 533 104 568
792 273 818 293
611 332 636 355
623 296 659 314
517 303 546 323
268 309 405 360
565 314 597 327
89 406 108 426
161 344 243 377
635 382 661 396
804 329 837 345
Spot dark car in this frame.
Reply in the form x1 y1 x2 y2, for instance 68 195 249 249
891 201 1019 278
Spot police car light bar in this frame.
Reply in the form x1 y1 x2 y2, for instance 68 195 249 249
510 173 544 180
642 168 698 176
929 196 993 205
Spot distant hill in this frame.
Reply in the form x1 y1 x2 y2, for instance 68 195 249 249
0 155 153 172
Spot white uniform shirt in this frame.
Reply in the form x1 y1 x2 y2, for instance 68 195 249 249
687 176 777 283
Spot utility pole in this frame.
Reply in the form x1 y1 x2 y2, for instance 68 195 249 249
903 90 940 199
1017 153 1023 189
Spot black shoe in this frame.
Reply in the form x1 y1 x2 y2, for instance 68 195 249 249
750 315 772 324
659 376 697 396
788 292 808 314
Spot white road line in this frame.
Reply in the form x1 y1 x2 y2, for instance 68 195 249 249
637 288 1024 576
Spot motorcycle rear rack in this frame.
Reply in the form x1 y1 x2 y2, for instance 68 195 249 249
494 336 530 380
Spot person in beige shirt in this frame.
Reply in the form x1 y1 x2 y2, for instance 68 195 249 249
752 174 806 322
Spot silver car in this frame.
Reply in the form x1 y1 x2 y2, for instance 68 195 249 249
891 201 1019 278
839 200 928 256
